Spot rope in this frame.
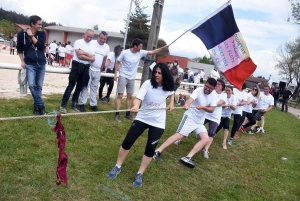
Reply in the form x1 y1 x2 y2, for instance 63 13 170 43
0 106 189 121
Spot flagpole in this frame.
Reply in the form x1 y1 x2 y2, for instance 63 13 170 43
168 29 191 46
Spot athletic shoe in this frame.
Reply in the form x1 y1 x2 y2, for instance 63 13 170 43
203 150 209 159
90 106 99 111
179 156 195 168
60 106 67 114
174 140 181 145
240 126 246 134
256 127 263 133
99 97 107 104
79 104 86 112
261 128 265 133
125 115 134 121
115 115 121 123
33 106 39 116
71 106 80 113
105 97 110 103
133 173 143 187
108 166 121 179
248 129 254 134
222 143 227 149
227 138 233 145
153 151 163 161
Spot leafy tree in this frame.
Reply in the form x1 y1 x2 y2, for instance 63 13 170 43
94 24 98 30
156 38 169 57
120 0 150 49
0 19 14 38
288 0 300 25
199 55 214 65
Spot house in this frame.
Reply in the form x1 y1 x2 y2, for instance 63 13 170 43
245 76 269 89
44 26 124 48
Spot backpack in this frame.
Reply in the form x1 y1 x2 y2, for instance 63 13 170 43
170 65 178 76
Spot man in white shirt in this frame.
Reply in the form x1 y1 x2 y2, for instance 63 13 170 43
49 40 57 66
79 31 110 112
60 29 95 114
210 66 220 80
153 78 218 168
251 85 274 133
200 69 205 83
65 41 74 66
114 38 169 122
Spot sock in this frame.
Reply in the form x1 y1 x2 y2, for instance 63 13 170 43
116 164 121 169
115 112 119 116
137 172 143 175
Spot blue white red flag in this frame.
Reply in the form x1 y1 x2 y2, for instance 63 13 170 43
190 1 256 89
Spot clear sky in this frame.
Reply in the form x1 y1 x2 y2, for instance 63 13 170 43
1 0 299 81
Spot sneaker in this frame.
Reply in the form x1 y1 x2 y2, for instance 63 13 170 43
153 151 163 161
256 127 262 133
222 143 227 149
99 97 107 104
203 150 209 159
108 166 121 179
260 128 265 134
71 106 80 112
79 104 86 112
174 140 181 145
227 138 233 145
179 156 195 168
133 173 143 187
90 106 99 111
115 115 121 123
60 106 67 114
33 106 39 116
125 115 134 121
240 126 246 134
248 129 254 134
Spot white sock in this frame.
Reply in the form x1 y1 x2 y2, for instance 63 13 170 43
137 172 143 175
116 164 121 168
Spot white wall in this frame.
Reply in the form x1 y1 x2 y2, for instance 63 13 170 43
187 61 214 77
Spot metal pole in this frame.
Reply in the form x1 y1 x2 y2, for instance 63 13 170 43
123 0 134 48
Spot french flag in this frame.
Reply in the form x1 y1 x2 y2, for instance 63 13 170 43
191 1 256 89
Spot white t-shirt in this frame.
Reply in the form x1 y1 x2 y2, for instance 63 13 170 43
243 92 258 113
49 42 57 54
232 88 247 115
73 39 94 65
65 44 74 55
221 94 237 118
184 87 218 124
210 69 220 80
90 40 110 71
135 80 174 129
58 47 66 57
206 92 227 124
117 49 148 79
106 51 116 70
256 92 274 110
200 71 205 79
194 74 199 84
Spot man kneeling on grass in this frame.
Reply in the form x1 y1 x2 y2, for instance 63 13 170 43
153 78 218 168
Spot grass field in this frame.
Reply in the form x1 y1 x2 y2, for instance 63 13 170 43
0 94 299 201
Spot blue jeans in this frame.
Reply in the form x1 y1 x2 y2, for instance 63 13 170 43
274 99 278 108
26 64 45 106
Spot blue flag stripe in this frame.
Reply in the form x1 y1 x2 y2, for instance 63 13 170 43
191 4 239 49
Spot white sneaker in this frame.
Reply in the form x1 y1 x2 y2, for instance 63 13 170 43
256 127 262 133
174 140 181 145
261 128 265 133
203 150 209 159
222 143 227 149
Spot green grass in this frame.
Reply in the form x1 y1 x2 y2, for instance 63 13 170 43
0 94 299 201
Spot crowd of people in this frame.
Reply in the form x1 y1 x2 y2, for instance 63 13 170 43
16 15 295 188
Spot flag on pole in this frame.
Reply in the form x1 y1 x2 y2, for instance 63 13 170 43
190 1 256 89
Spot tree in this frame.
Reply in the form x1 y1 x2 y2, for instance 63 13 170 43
288 0 300 25
156 38 169 57
199 55 214 65
120 0 150 49
0 19 14 38
274 37 300 97
94 24 98 30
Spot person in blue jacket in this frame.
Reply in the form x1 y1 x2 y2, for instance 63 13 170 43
17 15 46 115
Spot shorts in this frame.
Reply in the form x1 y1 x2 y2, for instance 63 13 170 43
176 114 207 137
66 53 73 59
253 110 265 121
116 75 135 94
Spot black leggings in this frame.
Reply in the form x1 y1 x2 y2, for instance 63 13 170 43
216 117 230 134
240 111 256 128
122 120 164 157
98 77 114 99
230 114 241 138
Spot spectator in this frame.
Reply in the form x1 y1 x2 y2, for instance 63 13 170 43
65 41 74 67
210 66 220 80
272 85 280 109
49 40 57 66
58 44 66 67
10 38 16 55
280 86 293 112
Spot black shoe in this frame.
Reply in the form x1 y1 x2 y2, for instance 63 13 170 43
179 156 195 168
38 105 45 115
153 151 163 161
33 106 39 116
90 106 99 111
79 104 86 112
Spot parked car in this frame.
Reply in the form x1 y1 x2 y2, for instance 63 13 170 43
0 37 5 42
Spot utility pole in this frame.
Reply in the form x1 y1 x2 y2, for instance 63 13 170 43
123 0 134 49
140 0 164 86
